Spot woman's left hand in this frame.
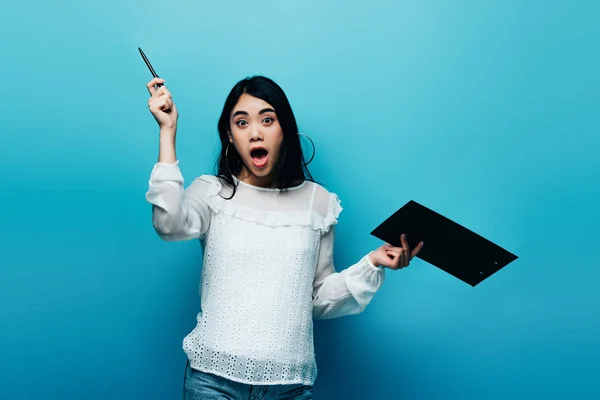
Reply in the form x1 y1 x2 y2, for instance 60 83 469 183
369 234 424 270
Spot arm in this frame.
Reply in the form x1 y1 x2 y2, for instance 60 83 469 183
144 81 212 241
145 161 213 241
312 226 386 320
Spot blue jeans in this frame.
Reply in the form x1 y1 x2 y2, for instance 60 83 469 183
183 361 314 400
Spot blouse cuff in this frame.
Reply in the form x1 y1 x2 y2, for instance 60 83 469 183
343 253 386 306
149 160 183 184
156 160 179 167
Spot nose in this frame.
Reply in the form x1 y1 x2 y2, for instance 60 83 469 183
249 124 263 141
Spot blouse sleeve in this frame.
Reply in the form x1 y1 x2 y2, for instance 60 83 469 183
311 193 386 320
145 161 215 241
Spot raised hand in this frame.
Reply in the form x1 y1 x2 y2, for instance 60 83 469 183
147 77 178 131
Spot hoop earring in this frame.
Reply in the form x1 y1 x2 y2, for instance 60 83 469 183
224 142 236 179
298 132 315 166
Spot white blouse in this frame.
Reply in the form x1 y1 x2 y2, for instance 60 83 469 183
145 161 386 386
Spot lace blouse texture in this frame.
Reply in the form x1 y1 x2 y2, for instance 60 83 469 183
145 161 386 385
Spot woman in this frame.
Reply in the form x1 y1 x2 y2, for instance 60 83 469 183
145 75 423 399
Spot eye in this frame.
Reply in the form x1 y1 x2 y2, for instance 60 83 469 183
236 119 248 127
263 117 274 124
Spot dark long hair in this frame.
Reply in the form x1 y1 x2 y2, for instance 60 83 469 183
215 75 315 198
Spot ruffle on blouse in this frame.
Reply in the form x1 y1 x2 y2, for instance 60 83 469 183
197 175 343 234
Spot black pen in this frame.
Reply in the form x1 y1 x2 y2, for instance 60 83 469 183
138 47 164 90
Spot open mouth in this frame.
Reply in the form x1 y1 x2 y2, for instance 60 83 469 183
250 148 269 167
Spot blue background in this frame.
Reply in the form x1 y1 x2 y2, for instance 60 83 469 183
1 0 598 398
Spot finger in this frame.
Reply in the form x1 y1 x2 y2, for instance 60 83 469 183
390 248 410 268
154 94 173 108
402 250 409 268
385 249 402 270
161 98 173 111
155 85 171 98
149 93 170 104
411 241 424 259
393 249 404 268
160 86 172 98
156 93 171 100
400 233 410 254
386 249 400 259
146 78 165 95
151 98 169 112
148 98 163 111
383 250 396 269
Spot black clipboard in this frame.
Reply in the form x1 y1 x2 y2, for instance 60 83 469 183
371 200 518 286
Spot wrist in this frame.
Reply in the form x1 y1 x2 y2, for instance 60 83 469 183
367 251 384 271
159 127 177 138
158 129 177 163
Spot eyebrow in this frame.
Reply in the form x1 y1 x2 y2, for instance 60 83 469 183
232 108 276 118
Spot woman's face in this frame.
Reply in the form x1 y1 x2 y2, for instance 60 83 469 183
228 93 284 187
